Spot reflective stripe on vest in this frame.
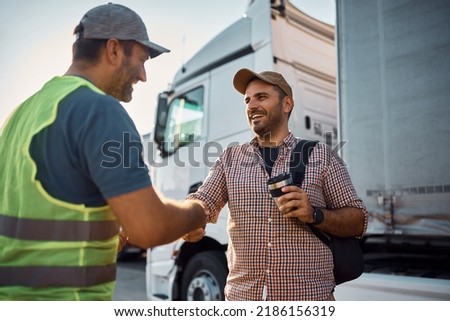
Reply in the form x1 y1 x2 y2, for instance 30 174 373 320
0 213 117 241
0 264 116 287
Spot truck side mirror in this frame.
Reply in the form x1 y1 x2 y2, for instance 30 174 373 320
154 91 170 150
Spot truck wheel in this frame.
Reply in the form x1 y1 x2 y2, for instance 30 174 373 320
181 251 227 301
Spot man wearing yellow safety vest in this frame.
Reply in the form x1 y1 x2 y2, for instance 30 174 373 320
0 3 206 300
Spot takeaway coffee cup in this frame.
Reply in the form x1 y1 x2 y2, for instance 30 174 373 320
267 172 293 208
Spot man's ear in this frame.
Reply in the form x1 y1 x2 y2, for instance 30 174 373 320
283 96 294 115
105 38 123 65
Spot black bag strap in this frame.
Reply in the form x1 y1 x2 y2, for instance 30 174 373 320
289 139 318 187
289 140 331 247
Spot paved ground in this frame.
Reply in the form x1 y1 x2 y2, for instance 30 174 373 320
113 253 148 301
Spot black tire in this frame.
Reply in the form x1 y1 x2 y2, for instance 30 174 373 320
180 251 228 301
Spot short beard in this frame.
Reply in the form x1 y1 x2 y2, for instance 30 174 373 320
108 58 133 102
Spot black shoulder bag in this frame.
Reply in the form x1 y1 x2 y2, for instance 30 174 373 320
290 140 365 285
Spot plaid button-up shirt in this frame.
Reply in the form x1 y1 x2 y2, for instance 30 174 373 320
187 133 368 301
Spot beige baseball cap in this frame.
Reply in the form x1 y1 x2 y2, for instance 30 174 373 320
233 68 293 97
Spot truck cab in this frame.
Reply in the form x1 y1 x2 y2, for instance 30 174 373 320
145 0 337 301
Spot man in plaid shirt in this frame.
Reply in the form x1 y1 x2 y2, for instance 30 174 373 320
186 68 368 301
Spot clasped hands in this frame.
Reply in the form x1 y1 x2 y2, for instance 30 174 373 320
182 227 206 242
183 200 208 242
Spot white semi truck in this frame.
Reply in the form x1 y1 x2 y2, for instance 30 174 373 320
145 0 337 300
145 0 450 301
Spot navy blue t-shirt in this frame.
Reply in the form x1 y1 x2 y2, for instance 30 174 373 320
29 85 151 207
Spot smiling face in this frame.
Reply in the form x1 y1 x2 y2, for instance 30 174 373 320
244 79 292 146
108 42 149 102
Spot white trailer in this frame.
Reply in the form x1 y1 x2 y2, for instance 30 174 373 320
145 0 337 300
334 0 450 300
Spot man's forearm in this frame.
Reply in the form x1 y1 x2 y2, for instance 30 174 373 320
163 199 207 240
317 207 365 237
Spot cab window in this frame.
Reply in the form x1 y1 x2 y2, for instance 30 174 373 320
164 87 204 154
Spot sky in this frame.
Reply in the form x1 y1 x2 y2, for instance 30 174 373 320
0 0 335 135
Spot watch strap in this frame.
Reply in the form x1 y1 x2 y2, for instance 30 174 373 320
312 207 324 225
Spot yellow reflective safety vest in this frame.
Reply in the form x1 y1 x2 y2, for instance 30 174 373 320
0 76 119 300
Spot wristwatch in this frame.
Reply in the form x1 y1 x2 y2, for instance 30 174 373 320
312 207 324 225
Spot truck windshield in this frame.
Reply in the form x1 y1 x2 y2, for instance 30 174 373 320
162 86 204 154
